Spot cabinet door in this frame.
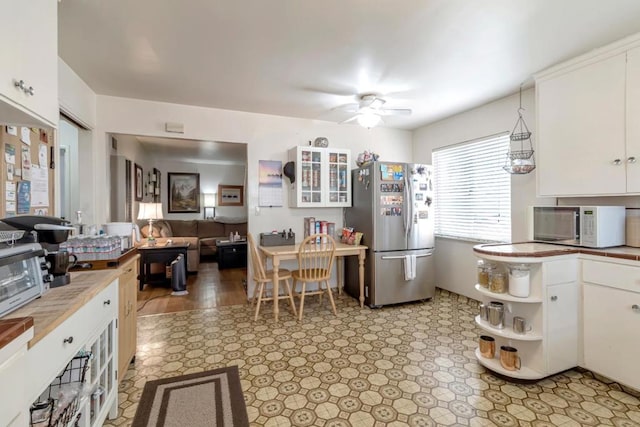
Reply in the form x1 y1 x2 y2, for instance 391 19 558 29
0 0 58 127
583 283 640 390
289 147 324 207
626 47 640 193
537 53 626 196
545 282 578 374
118 261 138 381
325 149 351 207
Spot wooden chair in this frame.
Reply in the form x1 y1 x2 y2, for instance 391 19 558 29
292 234 337 321
247 233 297 321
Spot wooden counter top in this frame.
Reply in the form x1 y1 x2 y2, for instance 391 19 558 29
474 241 640 261
1 269 121 348
0 317 34 351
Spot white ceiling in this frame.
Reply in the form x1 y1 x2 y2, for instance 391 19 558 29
59 0 640 131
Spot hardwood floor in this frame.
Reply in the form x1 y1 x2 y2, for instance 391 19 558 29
136 259 248 316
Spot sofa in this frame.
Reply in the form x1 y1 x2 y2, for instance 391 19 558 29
136 217 248 272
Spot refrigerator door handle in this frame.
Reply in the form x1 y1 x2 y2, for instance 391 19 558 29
381 252 433 260
403 171 411 240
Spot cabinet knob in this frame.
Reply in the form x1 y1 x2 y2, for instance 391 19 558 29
14 79 25 90
103 299 111 306
550 295 558 301
632 304 640 312
629 157 637 164
25 86 34 96
63 336 74 344
613 159 622 165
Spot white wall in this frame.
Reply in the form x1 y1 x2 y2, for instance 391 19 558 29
412 88 555 299
153 157 247 220
58 59 96 129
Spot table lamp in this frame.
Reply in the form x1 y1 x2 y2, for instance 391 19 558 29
203 193 216 219
137 202 163 246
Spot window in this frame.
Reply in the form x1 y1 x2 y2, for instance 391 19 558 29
433 132 511 242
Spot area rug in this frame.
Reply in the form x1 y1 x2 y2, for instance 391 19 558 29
132 365 249 427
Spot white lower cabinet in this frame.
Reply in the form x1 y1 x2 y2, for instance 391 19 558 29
582 259 640 391
24 279 119 427
473 254 579 379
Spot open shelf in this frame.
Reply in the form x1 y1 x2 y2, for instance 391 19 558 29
475 284 542 303
474 316 543 341
474 348 545 380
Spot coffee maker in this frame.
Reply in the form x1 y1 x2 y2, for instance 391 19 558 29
0 215 76 288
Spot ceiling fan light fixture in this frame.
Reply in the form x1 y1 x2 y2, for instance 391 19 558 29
357 112 382 128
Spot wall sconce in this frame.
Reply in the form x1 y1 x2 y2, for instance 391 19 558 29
203 193 216 219
145 169 161 202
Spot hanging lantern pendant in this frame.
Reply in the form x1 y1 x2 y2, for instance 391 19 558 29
504 86 536 174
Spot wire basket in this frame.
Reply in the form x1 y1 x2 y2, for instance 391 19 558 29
30 353 91 427
506 150 534 160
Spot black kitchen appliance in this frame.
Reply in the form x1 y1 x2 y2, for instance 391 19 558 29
1 215 75 288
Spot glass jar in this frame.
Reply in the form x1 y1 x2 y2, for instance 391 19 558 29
508 264 530 297
477 259 494 288
489 267 508 293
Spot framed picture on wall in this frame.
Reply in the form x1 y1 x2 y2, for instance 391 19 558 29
168 172 200 213
218 184 244 206
134 163 143 201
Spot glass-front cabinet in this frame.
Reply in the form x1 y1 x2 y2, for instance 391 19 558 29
289 146 351 208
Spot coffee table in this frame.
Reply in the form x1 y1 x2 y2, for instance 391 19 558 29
138 242 189 290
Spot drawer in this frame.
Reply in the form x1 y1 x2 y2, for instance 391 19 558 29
582 259 640 293
542 258 578 286
24 280 117 402
0 347 26 427
120 261 138 285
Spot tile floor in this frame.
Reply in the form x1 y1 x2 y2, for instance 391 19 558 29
105 290 640 427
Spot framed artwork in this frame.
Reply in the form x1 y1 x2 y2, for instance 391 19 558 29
153 168 161 202
218 184 244 206
168 172 200 213
134 163 143 201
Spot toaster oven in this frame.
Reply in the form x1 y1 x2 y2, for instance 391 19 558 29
0 243 48 318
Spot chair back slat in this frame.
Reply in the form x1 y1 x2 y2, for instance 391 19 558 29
247 233 267 281
297 234 336 280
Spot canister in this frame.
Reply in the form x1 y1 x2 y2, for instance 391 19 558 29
489 268 508 293
508 264 530 297
477 259 491 288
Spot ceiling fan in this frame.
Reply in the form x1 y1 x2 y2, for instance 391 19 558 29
335 94 412 128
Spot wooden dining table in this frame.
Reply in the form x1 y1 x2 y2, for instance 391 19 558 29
258 242 368 321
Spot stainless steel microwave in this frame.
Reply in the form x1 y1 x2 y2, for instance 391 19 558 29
531 206 626 248
0 243 47 318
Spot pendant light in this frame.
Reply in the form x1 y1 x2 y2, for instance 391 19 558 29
503 85 535 174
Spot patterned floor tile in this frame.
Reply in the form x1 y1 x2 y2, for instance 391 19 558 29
104 290 640 427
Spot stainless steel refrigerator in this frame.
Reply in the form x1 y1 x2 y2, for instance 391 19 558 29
345 162 435 307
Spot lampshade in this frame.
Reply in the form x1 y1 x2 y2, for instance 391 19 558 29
137 202 163 220
203 193 216 208
357 112 382 128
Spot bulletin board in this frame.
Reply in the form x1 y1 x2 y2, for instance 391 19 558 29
0 126 55 218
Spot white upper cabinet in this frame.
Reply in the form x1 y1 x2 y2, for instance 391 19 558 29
0 0 58 128
626 46 640 193
288 146 351 208
535 34 640 197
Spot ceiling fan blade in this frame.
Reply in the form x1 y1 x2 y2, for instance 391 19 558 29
338 115 359 124
332 103 360 113
379 108 412 116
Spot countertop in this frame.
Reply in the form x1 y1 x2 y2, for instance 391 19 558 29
474 241 640 261
0 268 121 348
0 317 34 352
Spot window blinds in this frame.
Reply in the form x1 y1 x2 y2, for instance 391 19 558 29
433 132 511 243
